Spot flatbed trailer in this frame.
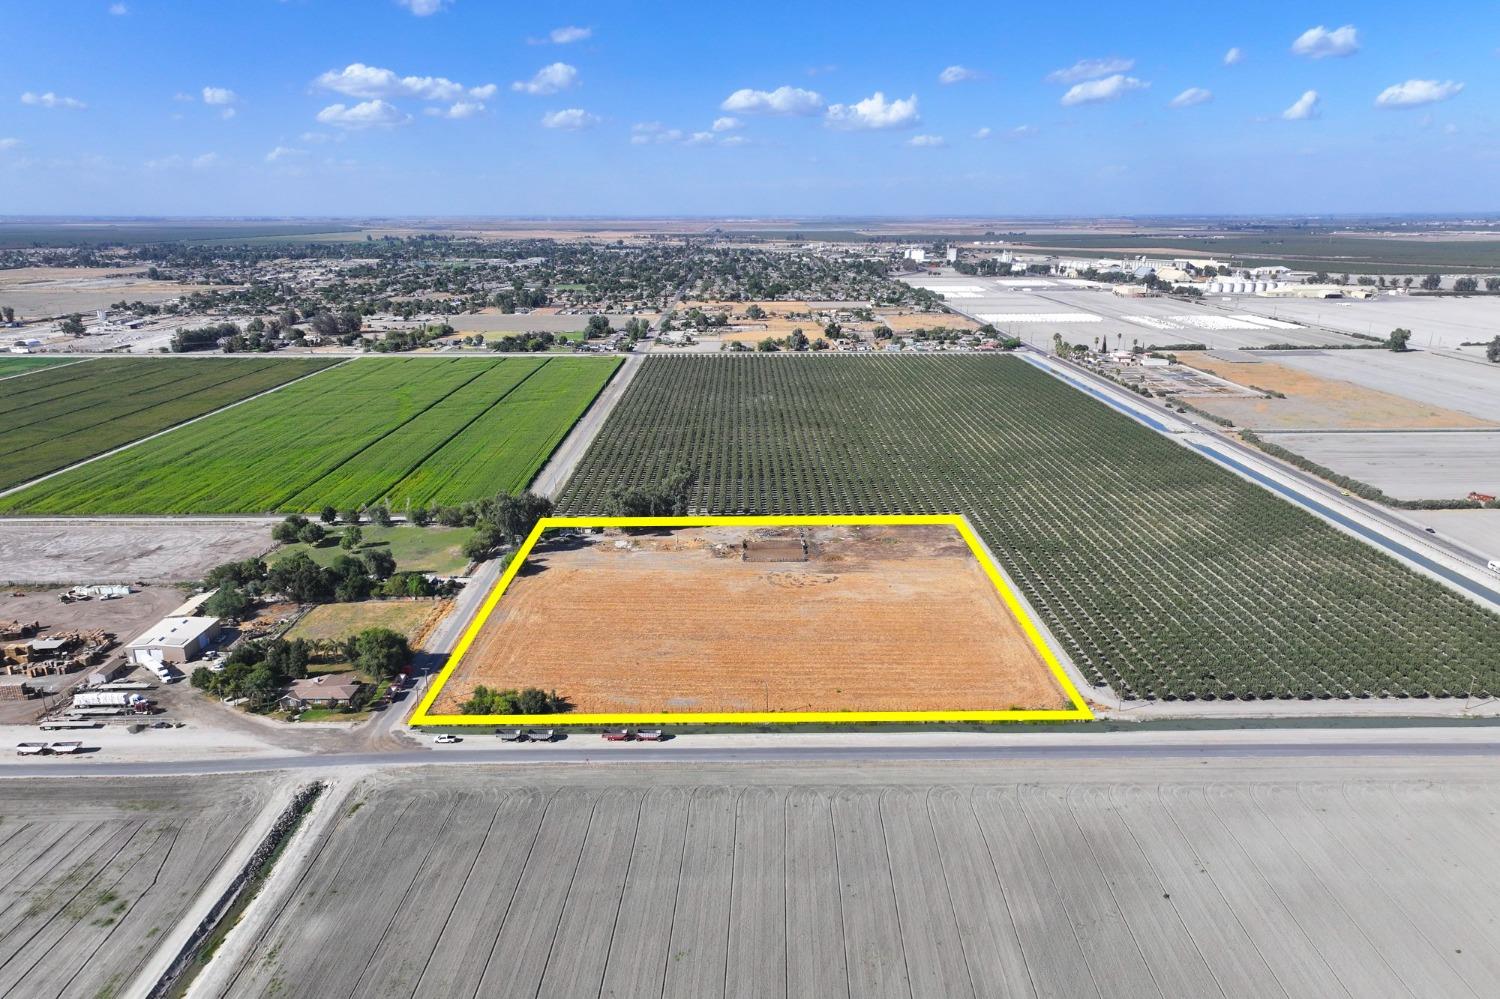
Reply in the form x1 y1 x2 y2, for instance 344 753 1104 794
40 719 102 731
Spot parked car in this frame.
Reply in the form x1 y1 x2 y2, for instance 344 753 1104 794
433 733 461 744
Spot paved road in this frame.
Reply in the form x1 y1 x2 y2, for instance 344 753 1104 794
8 732 1500 778
530 351 642 499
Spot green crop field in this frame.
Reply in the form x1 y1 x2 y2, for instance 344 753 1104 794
559 354 1500 702
0 356 336 491
0 356 619 514
0 356 81 378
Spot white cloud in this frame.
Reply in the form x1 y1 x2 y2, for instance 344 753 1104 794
906 134 946 148
512 63 578 96
0 138 21 150
1375 79 1464 109
1292 25 1359 59
1223 47 1244 66
201 86 237 106
396 0 449 14
824 92 919 130
720 85 823 116
20 91 86 110
633 122 745 148
145 152 222 171
548 25 591 44
108 3 127 14
315 99 410 129
972 126 992 139
1169 87 1213 108
541 108 599 130
1007 124 1038 139
468 83 497 100
631 122 683 144
712 116 741 132
1046 57 1134 85
939 65 983 85
265 146 306 162
1282 90 1320 120
220 108 237 120
314 63 469 102
1059 75 1147 106
426 100 485 119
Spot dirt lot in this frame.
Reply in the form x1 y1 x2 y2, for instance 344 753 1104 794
0 266 194 318
1176 351 1493 430
0 773 280 999
0 584 186 722
0 518 274 584
432 524 1066 715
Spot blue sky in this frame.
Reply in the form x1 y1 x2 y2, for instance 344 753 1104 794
1 1 1495 216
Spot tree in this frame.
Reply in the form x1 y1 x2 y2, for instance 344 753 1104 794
319 506 338 524
297 522 326 545
745 303 766 320
1386 328 1412 352
1486 278 1500 293
586 314 612 339
459 685 569 715
361 548 397 580
341 526 364 550
271 515 309 544
268 552 334 603
1453 277 1478 294
345 627 411 680
1487 336 1500 363
203 584 253 620
1420 274 1442 291
59 313 86 336
1 306 14 323
369 505 393 528
339 507 361 525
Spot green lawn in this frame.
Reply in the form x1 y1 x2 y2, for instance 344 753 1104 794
274 524 474 575
0 355 620 514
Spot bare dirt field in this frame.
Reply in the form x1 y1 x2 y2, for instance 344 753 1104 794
0 519 273 584
209 759 1500 999
0 773 278 999
432 524 1066 715
1176 351 1493 430
0 266 195 318
1257 430 1500 500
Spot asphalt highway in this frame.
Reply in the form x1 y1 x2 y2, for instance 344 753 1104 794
8 733 1500 778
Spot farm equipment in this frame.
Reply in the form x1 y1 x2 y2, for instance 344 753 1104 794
16 742 50 756
496 729 528 742
635 729 668 742
525 729 557 743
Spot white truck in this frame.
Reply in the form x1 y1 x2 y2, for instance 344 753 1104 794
1488 559 1500 577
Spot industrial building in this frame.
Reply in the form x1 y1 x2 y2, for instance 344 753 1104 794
125 616 221 674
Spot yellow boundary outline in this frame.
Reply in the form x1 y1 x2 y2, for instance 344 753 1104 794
409 514 1094 725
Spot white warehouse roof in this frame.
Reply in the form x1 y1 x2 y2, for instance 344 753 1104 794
126 616 219 651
